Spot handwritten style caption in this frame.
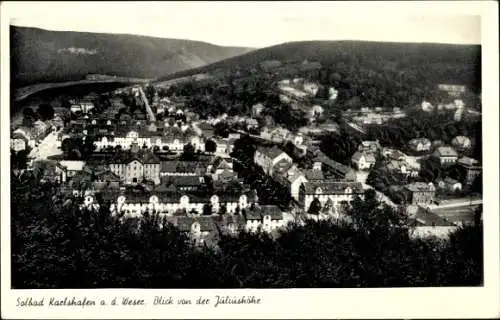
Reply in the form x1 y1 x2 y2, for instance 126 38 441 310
17 295 261 308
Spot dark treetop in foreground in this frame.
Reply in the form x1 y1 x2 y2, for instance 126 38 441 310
11 171 482 288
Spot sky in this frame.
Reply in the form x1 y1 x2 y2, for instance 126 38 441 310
7 2 481 48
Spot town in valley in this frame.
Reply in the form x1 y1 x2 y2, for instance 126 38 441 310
9 19 483 289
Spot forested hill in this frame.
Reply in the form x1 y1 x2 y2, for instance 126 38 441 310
157 40 481 93
10 26 254 86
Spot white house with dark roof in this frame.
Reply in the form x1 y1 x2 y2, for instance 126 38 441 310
254 146 293 176
433 146 459 165
109 143 161 185
55 160 86 183
274 164 308 202
93 128 204 153
160 161 206 177
351 151 376 170
299 181 363 213
243 205 284 233
358 140 381 153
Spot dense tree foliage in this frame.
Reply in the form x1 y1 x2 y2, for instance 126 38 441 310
319 127 363 165
61 136 96 160
37 103 55 121
180 143 196 161
160 41 480 109
230 136 292 207
204 139 217 153
11 149 29 170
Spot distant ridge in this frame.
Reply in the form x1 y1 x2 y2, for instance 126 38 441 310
156 40 481 92
10 26 254 86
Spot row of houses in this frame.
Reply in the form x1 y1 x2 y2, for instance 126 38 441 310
253 145 363 213
54 144 238 187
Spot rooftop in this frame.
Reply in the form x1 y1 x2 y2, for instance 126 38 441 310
257 145 287 159
313 152 353 176
457 156 481 167
405 182 435 193
303 181 363 195
434 146 459 157
413 206 456 227
58 160 86 171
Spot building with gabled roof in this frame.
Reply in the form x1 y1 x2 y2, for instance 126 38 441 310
313 152 357 181
299 181 363 213
358 140 381 153
54 160 86 183
160 161 206 177
243 204 284 233
254 145 293 176
433 146 459 165
456 156 482 186
351 151 376 170
109 143 161 185
404 182 436 205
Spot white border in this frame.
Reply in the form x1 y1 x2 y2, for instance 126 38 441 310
1 2 499 319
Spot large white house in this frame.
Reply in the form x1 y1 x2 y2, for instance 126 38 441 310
351 151 376 170
433 146 459 165
254 146 293 176
299 181 364 213
109 144 161 185
55 160 86 183
94 129 204 152
243 205 285 233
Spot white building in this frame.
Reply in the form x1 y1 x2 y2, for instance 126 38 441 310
243 205 285 233
254 146 293 176
299 181 364 213
109 144 161 185
55 160 86 183
433 146 459 165
94 130 204 153
351 151 376 170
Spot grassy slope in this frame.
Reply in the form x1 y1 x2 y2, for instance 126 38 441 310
10 26 254 86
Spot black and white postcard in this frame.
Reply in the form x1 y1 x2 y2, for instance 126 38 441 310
1 1 499 319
